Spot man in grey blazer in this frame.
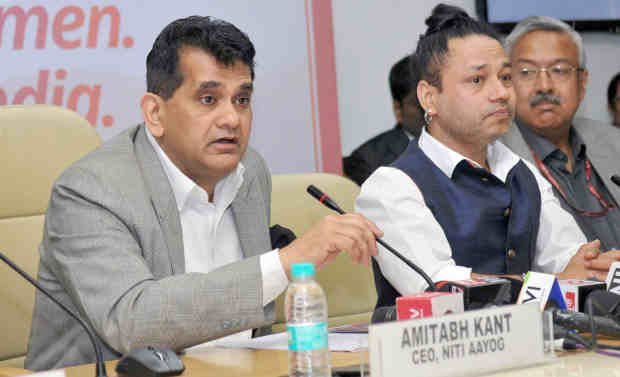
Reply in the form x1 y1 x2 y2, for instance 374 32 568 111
501 16 620 252
25 16 382 370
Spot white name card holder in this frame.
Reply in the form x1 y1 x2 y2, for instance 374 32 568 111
517 271 566 310
369 303 554 377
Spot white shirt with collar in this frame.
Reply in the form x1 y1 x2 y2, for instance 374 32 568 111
146 128 288 344
355 127 586 295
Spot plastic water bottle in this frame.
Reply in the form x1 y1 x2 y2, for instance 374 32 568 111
285 263 331 377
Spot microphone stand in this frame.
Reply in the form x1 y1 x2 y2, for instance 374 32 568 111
306 184 437 291
0 252 108 377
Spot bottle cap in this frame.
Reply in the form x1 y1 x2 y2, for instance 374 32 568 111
291 263 315 278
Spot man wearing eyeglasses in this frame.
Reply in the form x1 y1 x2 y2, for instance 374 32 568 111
502 16 620 254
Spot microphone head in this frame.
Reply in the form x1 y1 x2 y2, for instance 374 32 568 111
306 184 345 214
306 185 324 200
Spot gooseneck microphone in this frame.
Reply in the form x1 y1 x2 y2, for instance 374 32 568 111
306 184 437 291
611 175 620 188
0 251 108 377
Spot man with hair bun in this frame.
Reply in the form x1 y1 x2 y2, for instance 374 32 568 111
501 16 620 253
356 4 620 308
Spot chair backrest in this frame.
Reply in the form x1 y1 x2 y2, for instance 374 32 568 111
0 105 101 368
270 173 377 332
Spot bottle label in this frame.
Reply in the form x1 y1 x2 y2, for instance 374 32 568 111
287 322 328 351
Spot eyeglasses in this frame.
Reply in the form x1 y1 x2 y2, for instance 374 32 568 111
517 64 584 83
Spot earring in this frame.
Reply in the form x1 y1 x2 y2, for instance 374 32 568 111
424 111 434 125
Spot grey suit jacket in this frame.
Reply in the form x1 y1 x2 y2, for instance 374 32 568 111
501 117 620 209
26 125 275 370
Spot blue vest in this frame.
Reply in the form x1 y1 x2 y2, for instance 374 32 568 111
372 141 541 308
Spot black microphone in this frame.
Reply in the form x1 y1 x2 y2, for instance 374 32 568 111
306 184 437 291
611 175 620 188
307 184 345 214
431 278 514 310
549 289 620 340
550 308 620 338
586 290 620 318
0 251 107 377
371 306 397 324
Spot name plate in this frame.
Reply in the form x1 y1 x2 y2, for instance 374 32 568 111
369 303 549 377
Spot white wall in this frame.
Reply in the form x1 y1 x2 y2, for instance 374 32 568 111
333 1 620 156
0 1 320 174
333 0 476 156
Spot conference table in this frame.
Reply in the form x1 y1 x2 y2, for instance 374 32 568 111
14 344 619 377
18 348 363 377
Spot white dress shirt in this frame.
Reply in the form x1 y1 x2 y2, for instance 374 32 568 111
146 129 288 344
356 127 586 295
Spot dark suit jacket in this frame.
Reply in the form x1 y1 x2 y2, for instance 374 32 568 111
26 125 274 370
343 124 411 185
501 118 620 212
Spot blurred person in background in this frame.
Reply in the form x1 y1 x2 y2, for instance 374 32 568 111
608 72 620 127
343 54 424 186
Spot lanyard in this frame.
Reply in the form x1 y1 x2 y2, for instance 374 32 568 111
529 148 614 217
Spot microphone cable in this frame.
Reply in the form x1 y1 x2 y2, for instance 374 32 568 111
584 297 620 357
559 293 620 357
